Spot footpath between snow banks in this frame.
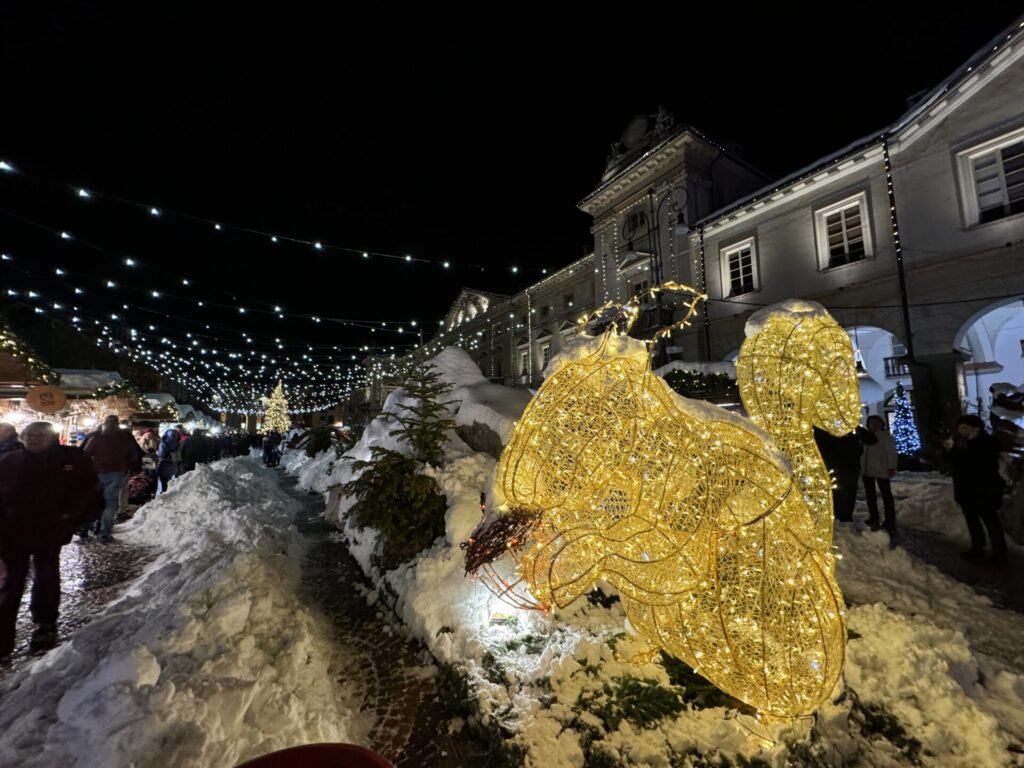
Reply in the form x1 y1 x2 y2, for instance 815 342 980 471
0 458 368 768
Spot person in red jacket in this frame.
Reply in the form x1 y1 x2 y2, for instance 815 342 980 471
0 421 101 656
82 415 143 542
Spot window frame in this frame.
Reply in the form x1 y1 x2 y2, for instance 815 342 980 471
720 236 758 297
814 191 874 270
956 126 1024 227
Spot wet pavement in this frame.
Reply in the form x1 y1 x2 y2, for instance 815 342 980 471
1 513 157 682
850 484 1024 616
897 526 1024 613
284 477 493 767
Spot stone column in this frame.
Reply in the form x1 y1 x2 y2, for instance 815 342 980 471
909 352 966 456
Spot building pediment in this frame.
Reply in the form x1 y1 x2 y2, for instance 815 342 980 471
441 287 508 333
580 132 693 216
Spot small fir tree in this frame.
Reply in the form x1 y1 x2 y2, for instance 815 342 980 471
891 382 921 454
388 363 458 467
264 380 292 433
339 363 457 568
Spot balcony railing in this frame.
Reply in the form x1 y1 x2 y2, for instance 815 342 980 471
884 356 911 378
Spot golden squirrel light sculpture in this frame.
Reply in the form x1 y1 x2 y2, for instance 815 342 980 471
464 288 860 719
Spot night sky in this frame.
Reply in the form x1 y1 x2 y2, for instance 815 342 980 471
1 4 1021 400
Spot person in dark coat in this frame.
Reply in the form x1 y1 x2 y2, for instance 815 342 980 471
155 424 185 494
0 422 101 656
82 415 143 542
944 414 1007 565
814 423 877 522
180 429 216 473
0 422 22 458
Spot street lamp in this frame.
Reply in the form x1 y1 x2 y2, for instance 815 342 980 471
621 185 688 365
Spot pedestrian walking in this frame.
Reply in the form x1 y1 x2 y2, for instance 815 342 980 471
0 422 101 656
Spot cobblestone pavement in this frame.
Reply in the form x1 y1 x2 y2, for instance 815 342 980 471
1 515 156 683
284 477 493 767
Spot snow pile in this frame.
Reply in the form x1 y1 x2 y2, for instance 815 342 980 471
53 368 124 390
430 346 532 444
893 472 974 545
0 458 371 768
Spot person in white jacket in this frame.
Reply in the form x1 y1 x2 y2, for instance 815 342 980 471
861 415 899 531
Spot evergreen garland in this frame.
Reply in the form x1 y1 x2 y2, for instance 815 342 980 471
662 369 738 400
91 380 146 403
0 320 60 385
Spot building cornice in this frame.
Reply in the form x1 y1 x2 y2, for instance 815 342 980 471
890 34 1024 153
697 146 885 238
687 15 1024 234
578 133 694 215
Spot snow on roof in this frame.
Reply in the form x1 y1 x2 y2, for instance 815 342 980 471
694 13 1024 228
53 368 124 390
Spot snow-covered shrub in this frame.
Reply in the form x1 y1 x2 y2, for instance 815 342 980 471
340 447 448 570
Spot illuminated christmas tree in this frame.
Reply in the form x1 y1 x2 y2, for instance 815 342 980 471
891 382 921 454
264 381 291 433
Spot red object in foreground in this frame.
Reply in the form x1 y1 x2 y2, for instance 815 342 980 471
234 743 393 768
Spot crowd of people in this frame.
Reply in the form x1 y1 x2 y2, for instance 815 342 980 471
817 413 1008 566
0 418 273 659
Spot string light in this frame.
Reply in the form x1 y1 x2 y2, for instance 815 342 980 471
0 320 61 384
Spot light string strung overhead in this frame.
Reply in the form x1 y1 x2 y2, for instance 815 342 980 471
1 257 421 358
0 160 480 270
2 289 369 413
0 211 436 336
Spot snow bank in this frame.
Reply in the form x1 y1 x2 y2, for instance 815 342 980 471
430 347 532 444
0 459 371 768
